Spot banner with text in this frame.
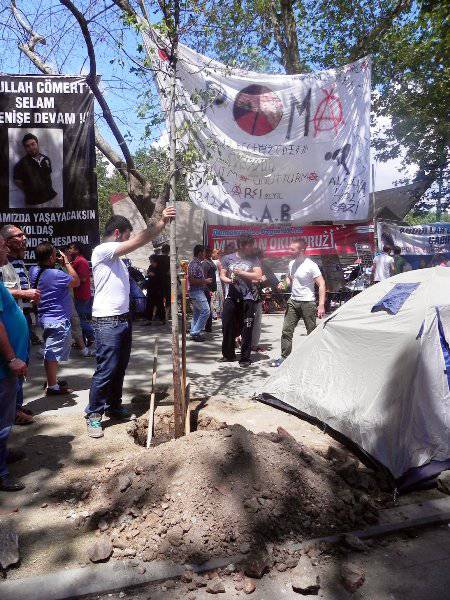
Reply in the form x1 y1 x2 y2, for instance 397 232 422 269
0 75 98 261
144 32 370 224
378 222 450 255
207 223 374 257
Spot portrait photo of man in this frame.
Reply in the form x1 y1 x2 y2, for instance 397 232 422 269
8 128 63 209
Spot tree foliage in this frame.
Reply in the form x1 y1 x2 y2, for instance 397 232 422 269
1 0 448 214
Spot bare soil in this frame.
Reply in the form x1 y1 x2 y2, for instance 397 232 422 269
78 415 388 567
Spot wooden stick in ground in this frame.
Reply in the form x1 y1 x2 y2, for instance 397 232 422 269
180 276 190 434
146 336 159 449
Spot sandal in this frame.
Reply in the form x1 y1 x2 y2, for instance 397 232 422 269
15 410 34 425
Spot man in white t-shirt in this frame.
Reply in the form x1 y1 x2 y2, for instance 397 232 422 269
85 207 175 438
270 238 326 367
371 245 394 284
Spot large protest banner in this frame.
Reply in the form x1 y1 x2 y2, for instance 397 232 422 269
207 223 374 257
0 75 98 261
144 32 371 224
378 221 450 269
378 222 450 255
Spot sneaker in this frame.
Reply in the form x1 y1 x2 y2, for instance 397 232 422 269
0 475 25 492
239 360 252 367
80 347 90 357
87 413 104 438
270 357 285 368
217 356 237 362
190 334 206 342
46 384 72 396
105 406 133 421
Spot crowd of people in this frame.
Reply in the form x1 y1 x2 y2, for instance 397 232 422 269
187 235 326 368
1 214 445 491
0 206 175 490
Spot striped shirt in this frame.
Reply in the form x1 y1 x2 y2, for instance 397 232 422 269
0 258 31 309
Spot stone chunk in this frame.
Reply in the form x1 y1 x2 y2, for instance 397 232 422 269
290 556 320 595
244 550 270 579
341 561 365 592
88 536 113 563
243 577 256 594
206 577 226 594
118 475 132 492
0 526 19 569
437 470 450 495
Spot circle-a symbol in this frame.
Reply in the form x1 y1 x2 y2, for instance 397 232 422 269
233 85 283 136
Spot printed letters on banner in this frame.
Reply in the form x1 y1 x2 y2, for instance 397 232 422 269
143 32 371 224
0 75 98 261
378 222 450 255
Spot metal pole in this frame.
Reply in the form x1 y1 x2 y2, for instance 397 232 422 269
372 163 379 250
168 1 184 438
436 166 443 221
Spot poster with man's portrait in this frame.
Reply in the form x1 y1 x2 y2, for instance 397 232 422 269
9 127 63 209
0 75 99 262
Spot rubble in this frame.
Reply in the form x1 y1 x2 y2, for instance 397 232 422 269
87 536 113 563
341 561 365 592
82 423 382 566
290 556 320 595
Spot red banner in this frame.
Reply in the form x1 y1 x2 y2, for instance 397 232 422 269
207 223 374 256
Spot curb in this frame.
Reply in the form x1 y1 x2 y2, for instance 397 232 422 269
1 501 449 600
0 554 245 600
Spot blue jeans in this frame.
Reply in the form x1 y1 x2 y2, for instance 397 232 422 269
189 288 210 336
86 318 132 416
0 376 17 478
74 298 95 343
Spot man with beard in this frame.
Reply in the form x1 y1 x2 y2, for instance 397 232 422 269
85 207 175 438
13 133 57 206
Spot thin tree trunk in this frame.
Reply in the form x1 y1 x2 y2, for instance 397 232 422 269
168 0 184 438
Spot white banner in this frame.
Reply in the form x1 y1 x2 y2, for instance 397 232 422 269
144 33 371 224
378 221 450 255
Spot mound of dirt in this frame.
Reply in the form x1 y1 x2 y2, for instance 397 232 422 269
82 423 386 566
128 407 227 446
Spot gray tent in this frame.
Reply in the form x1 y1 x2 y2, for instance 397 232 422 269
259 267 450 490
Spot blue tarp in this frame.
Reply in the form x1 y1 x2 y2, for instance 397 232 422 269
371 283 420 315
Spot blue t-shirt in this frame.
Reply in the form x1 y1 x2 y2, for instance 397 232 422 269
29 266 72 325
0 281 29 379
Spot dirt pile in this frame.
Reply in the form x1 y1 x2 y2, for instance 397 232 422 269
128 407 227 446
80 423 387 566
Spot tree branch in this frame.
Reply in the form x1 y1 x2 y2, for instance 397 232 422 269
349 0 412 61
59 0 141 182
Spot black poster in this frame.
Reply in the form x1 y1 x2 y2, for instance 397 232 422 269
0 75 99 261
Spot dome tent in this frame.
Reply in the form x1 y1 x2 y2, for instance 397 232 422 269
258 267 450 491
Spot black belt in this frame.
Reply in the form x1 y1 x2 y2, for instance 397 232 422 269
92 312 130 323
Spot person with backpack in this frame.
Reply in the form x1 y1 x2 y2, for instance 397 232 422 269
29 242 80 395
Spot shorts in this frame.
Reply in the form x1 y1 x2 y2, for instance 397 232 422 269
42 319 72 362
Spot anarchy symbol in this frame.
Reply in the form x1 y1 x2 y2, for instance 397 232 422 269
313 87 344 137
